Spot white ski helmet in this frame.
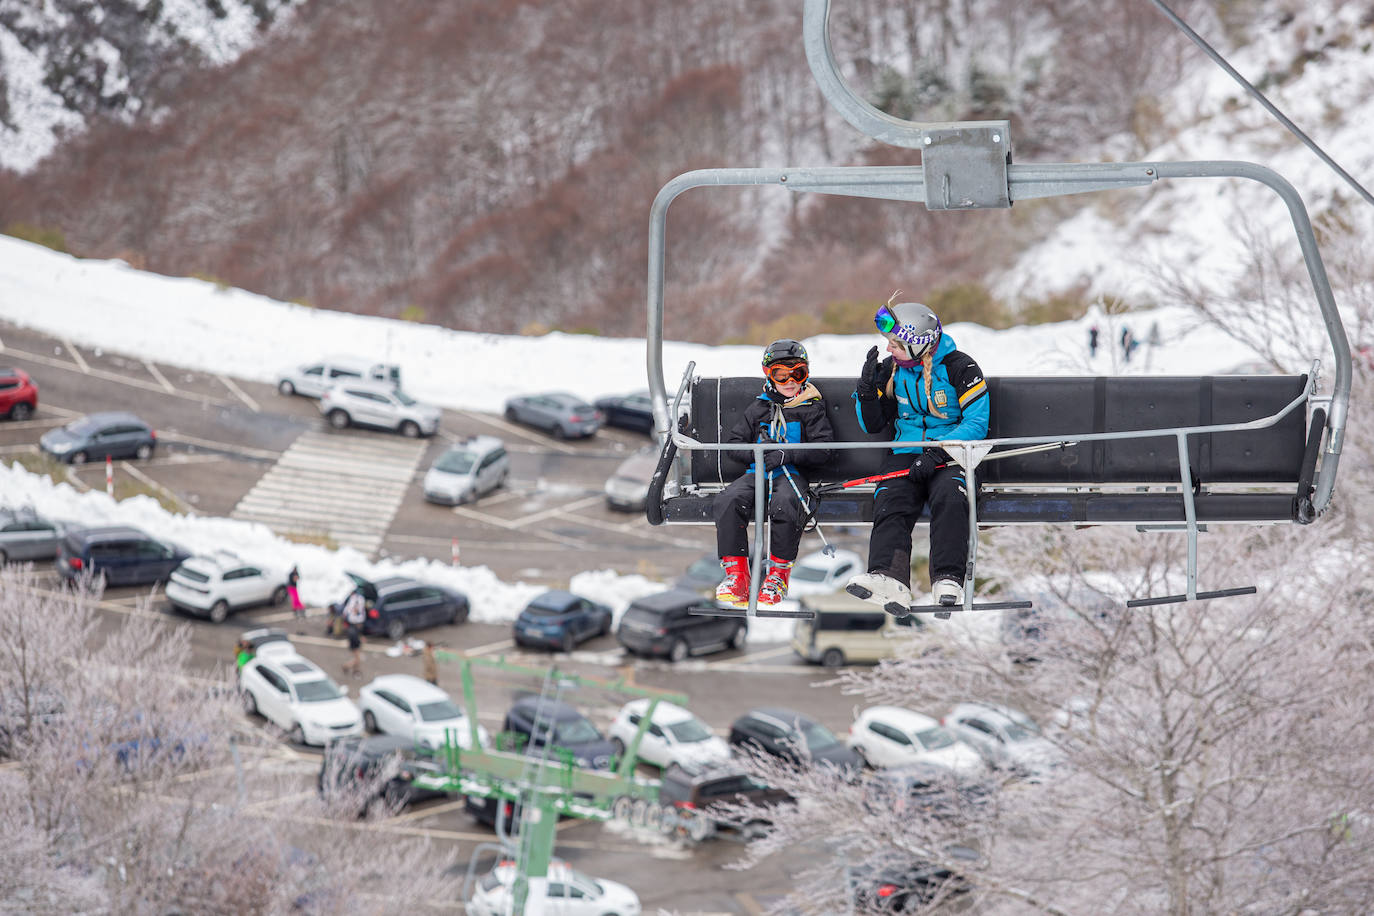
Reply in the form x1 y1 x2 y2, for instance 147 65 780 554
875 301 942 360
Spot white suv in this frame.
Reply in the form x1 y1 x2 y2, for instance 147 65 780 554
319 382 441 437
942 701 1065 779
607 699 730 772
422 436 509 505
277 356 400 399
166 552 289 623
847 705 985 776
240 651 363 746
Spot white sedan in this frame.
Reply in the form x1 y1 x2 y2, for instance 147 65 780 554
467 859 640 916
166 552 289 624
847 705 986 777
239 651 363 747
607 698 730 772
357 674 489 751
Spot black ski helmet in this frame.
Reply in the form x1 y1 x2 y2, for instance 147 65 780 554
762 338 808 366
875 301 942 360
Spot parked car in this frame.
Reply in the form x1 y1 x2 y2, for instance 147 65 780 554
615 588 745 662
728 707 862 774
0 506 64 564
341 572 469 640
240 626 298 660
467 858 640 916
277 356 400 398
791 591 925 668
847 846 979 912
675 553 726 594
39 411 156 464
863 762 993 823
165 552 289 623
658 763 794 841
421 436 509 505
357 674 489 751
787 548 864 597
317 733 450 817
239 650 363 746
513 589 612 653
319 381 440 437
56 526 189 588
603 446 658 512
503 392 603 439
594 390 655 434
0 367 38 420
607 699 730 772
502 695 616 770
942 701 1064 779
847 706 985 776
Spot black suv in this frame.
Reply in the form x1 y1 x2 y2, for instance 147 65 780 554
727 707 863 774
338 572 469 640
316 734 449 817
615 588 745 662
659 764 794 840
56 526 189 587
501 695 616 770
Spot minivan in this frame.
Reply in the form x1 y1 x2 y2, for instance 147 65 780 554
791 591 923 668
276 356 401 399
56 526 190 588
616 588 746 662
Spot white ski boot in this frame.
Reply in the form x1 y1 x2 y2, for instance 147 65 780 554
845 572 913 616
932 577 965 607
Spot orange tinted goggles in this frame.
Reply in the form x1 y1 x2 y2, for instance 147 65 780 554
765 363 809 384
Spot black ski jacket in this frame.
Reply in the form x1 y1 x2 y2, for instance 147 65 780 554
724 383 834 478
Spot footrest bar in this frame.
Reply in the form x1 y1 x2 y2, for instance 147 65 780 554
1125 586 1257 607
688 607 817 619
904 599 1034 619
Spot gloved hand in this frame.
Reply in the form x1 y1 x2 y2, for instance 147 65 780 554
908 451 945 483
762 451 787 471
856 346 881 400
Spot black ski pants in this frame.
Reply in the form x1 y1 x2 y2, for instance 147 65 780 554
713 470 808 561
866 451 970 587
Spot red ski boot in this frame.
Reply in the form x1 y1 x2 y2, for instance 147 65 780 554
758 556 793 607
715 556 750 609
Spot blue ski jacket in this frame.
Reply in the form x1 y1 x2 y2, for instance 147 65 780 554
853 334 989 454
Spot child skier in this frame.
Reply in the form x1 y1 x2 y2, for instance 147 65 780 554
713 339 834 608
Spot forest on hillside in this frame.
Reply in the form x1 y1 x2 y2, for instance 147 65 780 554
0 0 1256 341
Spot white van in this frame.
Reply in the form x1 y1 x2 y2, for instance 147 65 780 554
277 356 401 399
791 590 925 667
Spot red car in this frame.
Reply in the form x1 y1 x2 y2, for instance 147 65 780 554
0 368 37 420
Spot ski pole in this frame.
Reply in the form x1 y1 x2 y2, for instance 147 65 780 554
779 463 835 557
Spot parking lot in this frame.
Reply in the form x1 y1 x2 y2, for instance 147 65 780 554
1 318 886 912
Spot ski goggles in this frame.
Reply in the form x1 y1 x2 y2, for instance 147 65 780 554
765 362 809 384
874 304 940 351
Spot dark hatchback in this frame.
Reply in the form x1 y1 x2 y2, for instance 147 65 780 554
593 391 655 434
56 526 189 588
512 590 612 653
317 734 450 817
615 588 746 662
341 572 469 640
659 764 794 839
502 695 617 771
728 707 863 774
39 411 156 464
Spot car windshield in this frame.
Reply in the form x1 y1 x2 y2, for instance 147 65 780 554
553 717 601 745
417 700 464 722
790 565 829 583
434 451 476 474
1003 722 1039 742
667 717 713 743
393 389 417 406
295 679 344 702
915 727 956 750
800 721 839 751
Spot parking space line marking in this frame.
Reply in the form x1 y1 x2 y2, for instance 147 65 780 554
0 342 242 407
217 373 260 411
144 360 175 393
502 494 605 528
388 798 472 823
153 431 282 461
117 460 185 508
60 337 90 373
463 638 515 656
707 644 793 667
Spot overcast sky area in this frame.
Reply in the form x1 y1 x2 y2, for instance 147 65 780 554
0 235 1265 643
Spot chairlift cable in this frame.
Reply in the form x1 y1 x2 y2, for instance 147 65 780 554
1149 0 1374 208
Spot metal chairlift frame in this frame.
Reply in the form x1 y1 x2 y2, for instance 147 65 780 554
644 0 1350 616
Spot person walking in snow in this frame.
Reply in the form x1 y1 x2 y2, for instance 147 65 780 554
712 339 834 609
341 588 367 679
287 565 305 634
845 297 989 613
1121 325 1135 363
1088 324 1099 358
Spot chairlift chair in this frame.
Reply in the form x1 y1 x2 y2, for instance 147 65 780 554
642 0 1350 617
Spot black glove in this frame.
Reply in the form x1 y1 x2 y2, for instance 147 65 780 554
908 451 946 483
856 346 881 400
762 451 787 471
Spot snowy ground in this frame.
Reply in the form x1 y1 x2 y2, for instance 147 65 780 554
0 235 1265 642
